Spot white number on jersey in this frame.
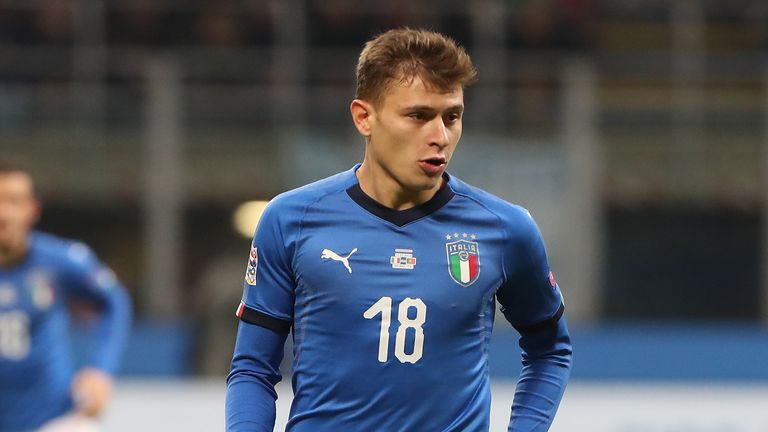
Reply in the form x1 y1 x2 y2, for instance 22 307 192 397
0 311 31 360
363 297 427 364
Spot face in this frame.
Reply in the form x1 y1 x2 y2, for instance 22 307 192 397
0 172 39 251
355 76 465 196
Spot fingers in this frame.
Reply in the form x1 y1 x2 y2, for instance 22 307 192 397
71 368 113 418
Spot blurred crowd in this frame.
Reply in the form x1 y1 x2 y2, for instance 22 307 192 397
0 0 596 50
1 0 767 52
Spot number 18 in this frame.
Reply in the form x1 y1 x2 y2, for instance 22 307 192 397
363 296 426 364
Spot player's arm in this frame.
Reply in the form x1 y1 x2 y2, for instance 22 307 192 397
508 312 571 432
226 199 296 432
497 210 573 432
226 317 288 432
61 243 132 416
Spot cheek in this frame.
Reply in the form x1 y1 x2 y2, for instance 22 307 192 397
16 205 38 227
448 127 462 148
378 123 414 155
444 134 461 161
452 123 463 141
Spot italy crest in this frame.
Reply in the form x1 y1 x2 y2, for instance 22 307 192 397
446 238 480 287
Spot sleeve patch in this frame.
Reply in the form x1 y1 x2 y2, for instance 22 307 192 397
92 268 117 291
67 243 92 263
244 246 258 286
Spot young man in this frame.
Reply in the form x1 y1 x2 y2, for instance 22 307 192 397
0 163 132 431
227 28 572 431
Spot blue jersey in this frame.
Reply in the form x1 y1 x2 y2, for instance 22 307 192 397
0 232 132 431
227 166 572 432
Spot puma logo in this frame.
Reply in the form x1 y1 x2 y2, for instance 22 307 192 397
321 248 358 274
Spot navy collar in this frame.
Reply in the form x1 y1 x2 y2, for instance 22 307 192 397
346 176 454 227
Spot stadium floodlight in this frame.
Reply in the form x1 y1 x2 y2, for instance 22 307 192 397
233 200 270 238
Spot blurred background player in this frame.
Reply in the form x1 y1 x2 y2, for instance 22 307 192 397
227 28 571 431
0 163 132 432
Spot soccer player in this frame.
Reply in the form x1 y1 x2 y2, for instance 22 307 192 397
227 28 572 431
0 163 132 431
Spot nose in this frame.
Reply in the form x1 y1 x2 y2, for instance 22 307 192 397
428 117 450 149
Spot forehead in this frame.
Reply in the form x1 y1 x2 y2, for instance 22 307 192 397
0 172 35 194
380 76 464 109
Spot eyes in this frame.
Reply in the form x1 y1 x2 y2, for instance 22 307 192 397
406 110 462 125
445 112 462 123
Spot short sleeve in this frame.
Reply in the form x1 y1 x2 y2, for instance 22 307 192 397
236 198 298 334
496 209 564 334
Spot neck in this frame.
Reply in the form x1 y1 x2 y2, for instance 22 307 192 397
355 162 442 210
0 236 29 268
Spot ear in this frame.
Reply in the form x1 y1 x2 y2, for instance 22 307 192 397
350 99 373 138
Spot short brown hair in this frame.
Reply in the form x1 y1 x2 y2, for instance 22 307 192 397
355 28 477 106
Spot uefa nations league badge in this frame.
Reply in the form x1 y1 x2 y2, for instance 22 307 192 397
445 234 480 287
244 246 258 286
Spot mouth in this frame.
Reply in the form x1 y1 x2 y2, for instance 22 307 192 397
417 156 447 176
419 156 447 167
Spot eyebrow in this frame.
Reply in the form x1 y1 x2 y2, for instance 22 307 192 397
402 104 464 113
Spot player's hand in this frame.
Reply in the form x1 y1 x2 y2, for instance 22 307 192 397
71 368 113 418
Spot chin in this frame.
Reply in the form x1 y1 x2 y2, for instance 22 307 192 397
412 177 441 192
0 232 20 248
397 168 441 192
